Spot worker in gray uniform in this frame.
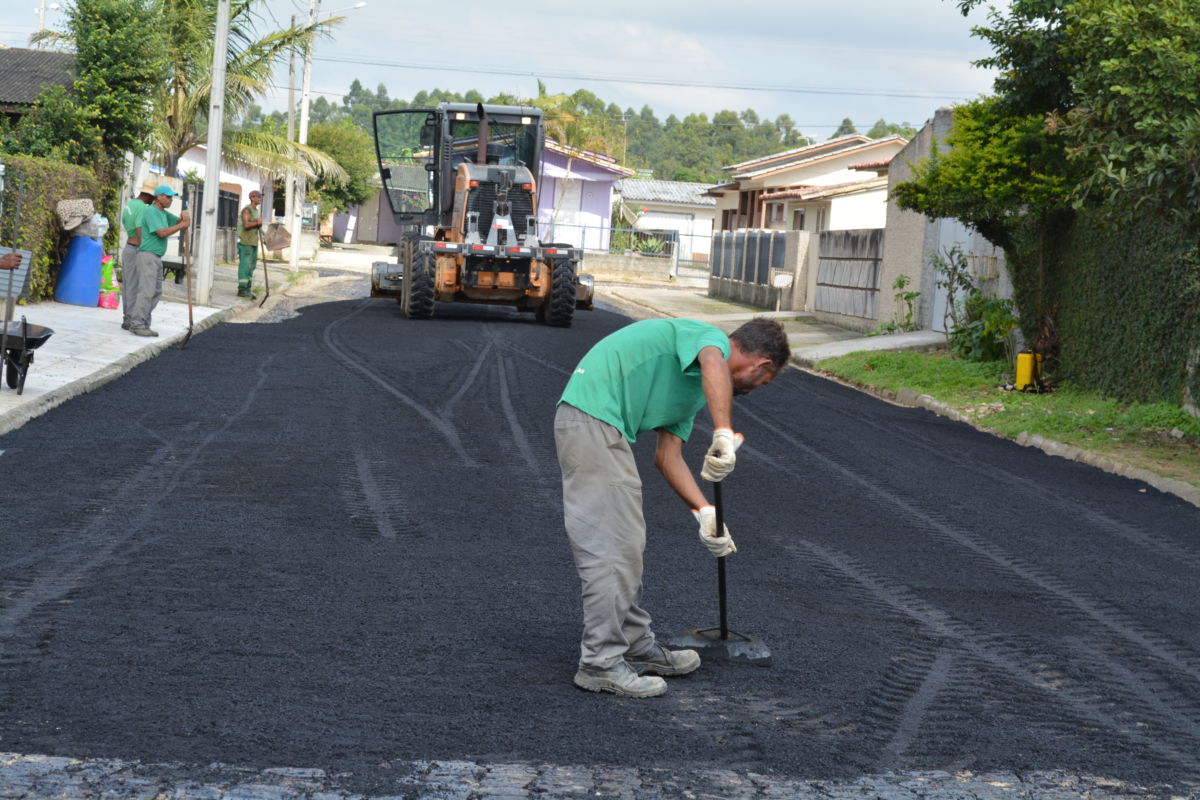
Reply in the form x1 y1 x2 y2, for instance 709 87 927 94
555 316 790 697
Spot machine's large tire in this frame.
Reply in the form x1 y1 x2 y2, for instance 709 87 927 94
402 249 436 319
542 259 576 327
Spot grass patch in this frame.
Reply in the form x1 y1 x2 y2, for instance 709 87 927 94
819 349 1200 489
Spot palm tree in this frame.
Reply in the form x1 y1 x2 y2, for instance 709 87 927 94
531 82 619 240
153 0 346 182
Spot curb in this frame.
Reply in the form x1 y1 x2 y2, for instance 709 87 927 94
592 290 662 322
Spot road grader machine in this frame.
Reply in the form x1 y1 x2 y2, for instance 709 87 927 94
370 103 593 325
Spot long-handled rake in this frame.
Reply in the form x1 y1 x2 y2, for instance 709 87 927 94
180 198 195 349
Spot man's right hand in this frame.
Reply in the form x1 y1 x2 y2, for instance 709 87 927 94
693 505 736 557
0 252 19 270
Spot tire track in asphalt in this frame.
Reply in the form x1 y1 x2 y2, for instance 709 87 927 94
320 301 478 467
872 645 958 770
739 404 1200 686
0 356 277 647
495 354 541 475
722 404 1200 770
790 540 1200 775
799 378 1200 569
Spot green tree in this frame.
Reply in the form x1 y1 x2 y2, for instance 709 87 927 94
148 0 345 180
307 119 376 214
866 119 917 138
4 85 103 165
893 0 1077 352
892 97 1073 251
15 0 165 179
831 118 858 138
1056 0 1200 222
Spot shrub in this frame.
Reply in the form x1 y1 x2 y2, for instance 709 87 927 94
0 153 104 301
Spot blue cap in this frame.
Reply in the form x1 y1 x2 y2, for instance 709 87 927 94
154 184 177 197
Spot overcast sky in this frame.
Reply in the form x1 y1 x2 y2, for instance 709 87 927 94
3 0 1004 139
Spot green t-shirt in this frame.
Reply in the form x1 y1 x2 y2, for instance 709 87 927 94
237 204 261 246
137 204 180 256
560 318 730 443
121 198 147 239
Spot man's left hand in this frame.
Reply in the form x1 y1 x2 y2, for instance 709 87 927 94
701 428 743 482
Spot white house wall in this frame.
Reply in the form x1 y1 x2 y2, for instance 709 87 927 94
828 188 888 230
176 147 266 207
635 205 714 258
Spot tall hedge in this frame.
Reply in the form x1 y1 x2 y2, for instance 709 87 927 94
0 153 105 302
1051 210 1200 407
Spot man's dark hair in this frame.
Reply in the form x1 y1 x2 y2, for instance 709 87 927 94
730 317 790 371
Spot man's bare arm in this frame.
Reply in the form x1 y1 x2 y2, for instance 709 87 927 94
697 345 732 429
655 429 708 510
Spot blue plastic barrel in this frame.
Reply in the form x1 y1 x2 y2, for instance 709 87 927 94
55 235 103 307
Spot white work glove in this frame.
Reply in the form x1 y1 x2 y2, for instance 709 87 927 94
701 428 743 482
693 505 736 557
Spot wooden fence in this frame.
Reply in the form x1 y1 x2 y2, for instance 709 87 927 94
813 229 884 320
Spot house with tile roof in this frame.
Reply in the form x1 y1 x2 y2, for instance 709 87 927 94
0 48 74 125
539 139 635 250
705 135 909 327
614 178 716 262
708 134 908 235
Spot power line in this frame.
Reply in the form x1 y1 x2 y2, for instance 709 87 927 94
260 82 895 132
312 55 974 101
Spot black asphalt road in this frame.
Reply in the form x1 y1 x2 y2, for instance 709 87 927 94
2 278 1199 796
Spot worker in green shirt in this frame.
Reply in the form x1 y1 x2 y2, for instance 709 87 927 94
555 317 790 697
120 181 155 278
236 189 263 299
129 184 190 337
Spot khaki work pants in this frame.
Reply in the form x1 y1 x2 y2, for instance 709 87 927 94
124 250 163 331
555 403 656 669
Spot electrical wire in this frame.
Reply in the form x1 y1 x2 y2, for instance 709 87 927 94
312 54 974 101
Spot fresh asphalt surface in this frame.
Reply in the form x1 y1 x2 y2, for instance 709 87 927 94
2 271 1200 796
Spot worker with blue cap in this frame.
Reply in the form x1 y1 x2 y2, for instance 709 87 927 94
128 184 189 337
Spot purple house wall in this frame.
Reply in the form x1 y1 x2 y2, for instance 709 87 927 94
536 143 633 250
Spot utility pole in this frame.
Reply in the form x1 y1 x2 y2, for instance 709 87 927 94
290 0 319 269
194 0 232 305
35 1 59 47
285 14 297 242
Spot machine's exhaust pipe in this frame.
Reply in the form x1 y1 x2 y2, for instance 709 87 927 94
476 103 489 166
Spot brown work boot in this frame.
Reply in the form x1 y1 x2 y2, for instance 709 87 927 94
626 642 701 677
129 328 159 337
574 660 666 698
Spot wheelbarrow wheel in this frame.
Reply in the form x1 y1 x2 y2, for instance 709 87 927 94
5 354 18 389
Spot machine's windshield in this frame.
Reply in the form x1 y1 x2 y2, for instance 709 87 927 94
446 119 539 169
375 109 542 218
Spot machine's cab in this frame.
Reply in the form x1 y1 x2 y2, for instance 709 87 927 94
373 104 545 229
